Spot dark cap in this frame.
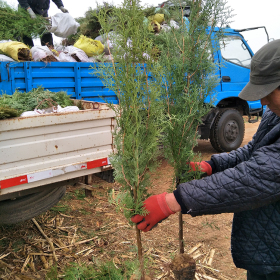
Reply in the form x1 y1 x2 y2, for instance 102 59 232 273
239 39 280 101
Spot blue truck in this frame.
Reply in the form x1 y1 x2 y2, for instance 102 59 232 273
0 26 267 153
0 25 269 224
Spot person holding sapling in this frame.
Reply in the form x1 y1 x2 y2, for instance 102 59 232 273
17 0 69 47
132 39 280 280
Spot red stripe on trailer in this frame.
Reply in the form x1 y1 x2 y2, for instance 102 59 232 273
87 158 108 169
0 175 28 189
0 157 109 189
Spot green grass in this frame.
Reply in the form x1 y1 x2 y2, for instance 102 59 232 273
79 209 92 215
46 260 136 280
12 238 25 252
73 189 86 200
50 203 71 213
201 219 220 230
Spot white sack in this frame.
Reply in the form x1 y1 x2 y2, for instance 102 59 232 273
20 105 79 117
57 105 79 112
31 46 58 62
49 13 80 38
64 46 89 62
20 111 41 117
58 52 77 62
0 54 15 62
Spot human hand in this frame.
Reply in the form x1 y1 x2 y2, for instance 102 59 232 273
131 192 175 232
189 161 212 176
27 7 36 19
59 6 69 13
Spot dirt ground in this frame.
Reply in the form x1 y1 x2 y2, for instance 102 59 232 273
0 121 259 280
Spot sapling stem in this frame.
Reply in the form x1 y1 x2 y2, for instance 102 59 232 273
179 212 184 254
136 226 145 279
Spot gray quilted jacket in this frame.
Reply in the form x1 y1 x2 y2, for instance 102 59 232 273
173 108 280 274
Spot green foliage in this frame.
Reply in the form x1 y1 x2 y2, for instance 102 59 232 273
0 1 48 42
0 87 73 116
12 238 25 252
0 105 20 119
50 203 70 213
109 190 149 222
46 260 136 280
73 189 86 200
153 0 232 184
95 0 164 218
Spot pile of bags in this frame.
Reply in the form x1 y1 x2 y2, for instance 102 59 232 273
0 9 182 63
0 37 113 63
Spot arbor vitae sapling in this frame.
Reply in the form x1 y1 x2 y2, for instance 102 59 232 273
152 0 232 277
95 1 164 278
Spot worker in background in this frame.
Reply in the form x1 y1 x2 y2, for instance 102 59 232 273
17 0 69 47
132 39 280 280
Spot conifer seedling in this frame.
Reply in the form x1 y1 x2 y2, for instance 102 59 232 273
152 0 232 277
95 1 164 279
95 0 232 278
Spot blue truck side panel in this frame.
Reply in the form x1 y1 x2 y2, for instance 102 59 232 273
0 36 263 112
0 61 119 104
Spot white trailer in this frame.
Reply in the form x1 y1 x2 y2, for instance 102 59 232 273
0 102 115 224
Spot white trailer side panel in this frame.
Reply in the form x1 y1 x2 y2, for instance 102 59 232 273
0 104 115 196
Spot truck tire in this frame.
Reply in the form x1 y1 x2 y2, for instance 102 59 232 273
210 109 244 153
0 186 66 225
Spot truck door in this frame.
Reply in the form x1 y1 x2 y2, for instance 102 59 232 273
218 35 253 105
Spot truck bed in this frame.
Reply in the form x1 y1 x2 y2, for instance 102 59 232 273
0 61 118 104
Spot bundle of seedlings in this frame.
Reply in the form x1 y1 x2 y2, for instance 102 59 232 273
0 105 20 119
0 0 48 43
95 1 166 279
152 0 232 278
0 87 73 117
17 47 31 61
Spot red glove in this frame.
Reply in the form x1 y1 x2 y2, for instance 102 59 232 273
189 161 212 176
131 192 175 232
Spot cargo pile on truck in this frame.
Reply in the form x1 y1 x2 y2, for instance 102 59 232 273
0 87 78 119
0 2 182 63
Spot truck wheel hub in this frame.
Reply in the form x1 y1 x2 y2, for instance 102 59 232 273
224 121 238 142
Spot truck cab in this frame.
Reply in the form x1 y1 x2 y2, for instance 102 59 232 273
199 27 264 152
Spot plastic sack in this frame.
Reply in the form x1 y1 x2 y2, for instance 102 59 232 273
20 105 79 117
57 105 79 113
63 46 89 62
161 20 180 32
74 35 104 56
88 54 114 63
148 13 165 24
95 32 133 55
95 31 118 49
49 13 80 38
20 111 41 117
0 54 15 62
0 41 31 62
148 20 161 32
58 52 76 62
31 46 59 62
170 20 180 29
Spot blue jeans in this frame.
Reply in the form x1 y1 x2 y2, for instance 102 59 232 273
247 271 280 280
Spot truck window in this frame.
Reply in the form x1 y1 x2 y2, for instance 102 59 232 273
220 36 252 68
